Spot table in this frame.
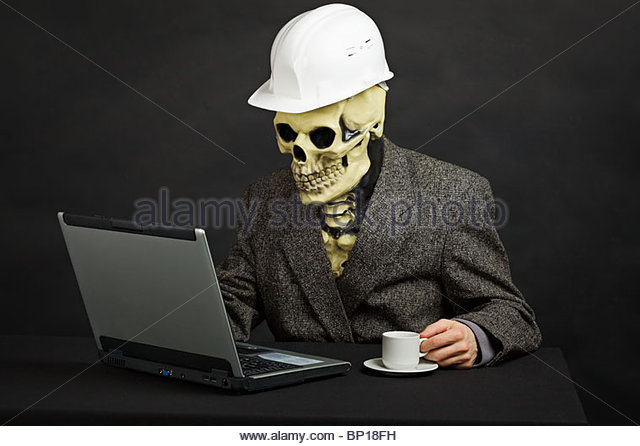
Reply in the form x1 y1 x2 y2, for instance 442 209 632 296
0 335 586 425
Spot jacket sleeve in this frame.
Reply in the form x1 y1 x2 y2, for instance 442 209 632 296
441 177 542 365
216 186 264 342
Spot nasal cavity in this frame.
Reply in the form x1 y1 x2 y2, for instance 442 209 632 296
293 145 306 162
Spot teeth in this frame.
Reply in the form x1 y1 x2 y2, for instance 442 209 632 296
293 159 346 193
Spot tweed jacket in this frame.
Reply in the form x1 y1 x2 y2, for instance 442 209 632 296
218 137 541 366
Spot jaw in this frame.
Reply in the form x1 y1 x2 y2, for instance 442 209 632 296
295 157 371 204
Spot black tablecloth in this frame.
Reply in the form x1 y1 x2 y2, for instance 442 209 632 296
0 336 586 425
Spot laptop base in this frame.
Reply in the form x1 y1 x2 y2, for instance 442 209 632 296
99 349 350 392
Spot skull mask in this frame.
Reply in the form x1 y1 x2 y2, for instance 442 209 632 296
274 85 386 204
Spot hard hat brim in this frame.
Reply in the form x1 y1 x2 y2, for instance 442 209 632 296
247 72 394 114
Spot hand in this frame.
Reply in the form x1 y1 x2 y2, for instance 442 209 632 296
420 319 478 369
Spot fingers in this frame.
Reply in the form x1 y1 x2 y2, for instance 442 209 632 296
420 325 465 352
419 319 478 369
438 353 475 369
420 319 453 339
424 343 467 363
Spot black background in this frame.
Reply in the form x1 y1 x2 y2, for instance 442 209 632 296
1 0 638 425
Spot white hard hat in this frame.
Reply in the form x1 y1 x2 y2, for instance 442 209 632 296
248 3 394 113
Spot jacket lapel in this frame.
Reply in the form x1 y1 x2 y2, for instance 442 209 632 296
337 138 416 315
279 190 354 343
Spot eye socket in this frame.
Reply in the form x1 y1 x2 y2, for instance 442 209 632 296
276 123 298 142
309 127 336 149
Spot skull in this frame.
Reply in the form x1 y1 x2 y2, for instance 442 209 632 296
274 85 386 204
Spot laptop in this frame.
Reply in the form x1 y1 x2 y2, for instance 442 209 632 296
58 212 351 392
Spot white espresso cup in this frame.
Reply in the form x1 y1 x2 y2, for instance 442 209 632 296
381 331 427 370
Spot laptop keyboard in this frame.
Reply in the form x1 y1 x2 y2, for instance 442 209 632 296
239 355 302 377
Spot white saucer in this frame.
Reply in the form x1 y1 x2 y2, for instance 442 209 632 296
363 357 438 375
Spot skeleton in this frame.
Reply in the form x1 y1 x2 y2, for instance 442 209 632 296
274 85 387 277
